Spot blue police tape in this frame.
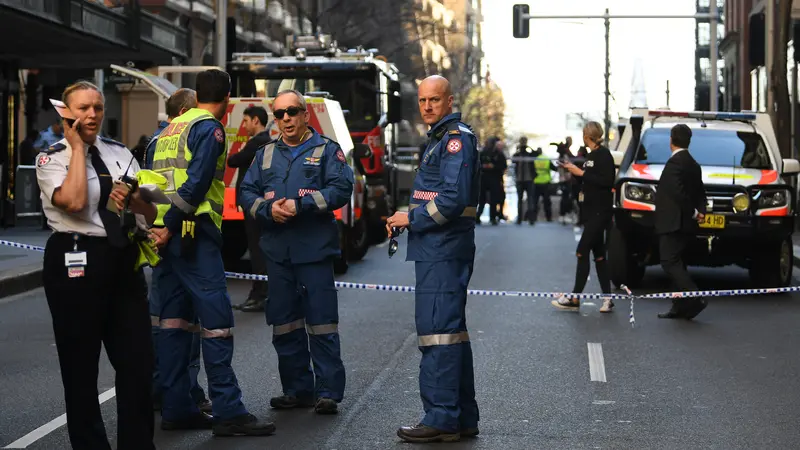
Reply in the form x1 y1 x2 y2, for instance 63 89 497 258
1 239 796 303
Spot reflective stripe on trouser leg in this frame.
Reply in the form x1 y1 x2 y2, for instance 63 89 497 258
165 233 248 420
297 260 346 402
266 258 314 399
414 260 478 433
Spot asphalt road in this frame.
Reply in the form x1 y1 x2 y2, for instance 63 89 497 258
2 211 800 449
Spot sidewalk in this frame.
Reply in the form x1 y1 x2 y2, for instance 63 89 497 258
0 225 50 298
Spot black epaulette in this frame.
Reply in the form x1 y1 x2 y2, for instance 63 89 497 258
318 134 338 146
99 136 126 148
44 142 67 154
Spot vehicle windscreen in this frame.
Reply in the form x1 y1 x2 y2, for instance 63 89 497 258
232 70 378 132
634 127 773 169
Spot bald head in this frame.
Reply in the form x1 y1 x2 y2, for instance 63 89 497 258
418 75 454 126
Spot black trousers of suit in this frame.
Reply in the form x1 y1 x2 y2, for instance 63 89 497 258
659 232 703 311
43 233 155 450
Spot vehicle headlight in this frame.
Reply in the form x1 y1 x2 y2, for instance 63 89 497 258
732 193 750 212
757 190 788 208
624 183 655 203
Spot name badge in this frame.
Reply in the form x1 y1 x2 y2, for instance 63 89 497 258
65 251 87 278
578 192 585 203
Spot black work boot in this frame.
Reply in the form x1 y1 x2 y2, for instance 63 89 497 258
270 394 315 410
161 412 213 430
314 398 338 415
461 427 480 438
397 424 460 443
212 413 276 437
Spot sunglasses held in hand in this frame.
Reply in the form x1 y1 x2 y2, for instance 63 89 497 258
388 227 405 258
273 106 305 119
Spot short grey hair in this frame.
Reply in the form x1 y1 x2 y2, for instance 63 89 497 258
275 89 307 110
166 88 197 119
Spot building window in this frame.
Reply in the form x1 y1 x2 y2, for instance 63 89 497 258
700 57 711 83
698 22 710 46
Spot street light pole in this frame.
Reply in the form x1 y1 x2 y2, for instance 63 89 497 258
710 0 718 111
215 0 227 69
604 9 611 145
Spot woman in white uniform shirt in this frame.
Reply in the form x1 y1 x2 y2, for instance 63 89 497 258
36 81 157 450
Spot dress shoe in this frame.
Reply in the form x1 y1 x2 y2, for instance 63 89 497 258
270 394 315 409
314 398 338 415
461 427 480 437
397 424 460 443
161 412 213 430
238 297 265 312
683 299 707 320
212 413 276 437
657 310 683 319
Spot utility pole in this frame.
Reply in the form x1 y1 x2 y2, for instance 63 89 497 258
666 80 670 108
512 6 723 146
604 9 611 146
709 0 718 111
765 0 775 123
215 0 227 69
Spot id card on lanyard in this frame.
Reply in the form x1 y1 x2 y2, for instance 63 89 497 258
65 234 87 278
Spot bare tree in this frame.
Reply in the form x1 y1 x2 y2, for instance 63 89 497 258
771 0 793 158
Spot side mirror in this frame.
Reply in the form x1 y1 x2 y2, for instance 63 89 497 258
783 158 800 175
387 80 402 124
353 143 372 159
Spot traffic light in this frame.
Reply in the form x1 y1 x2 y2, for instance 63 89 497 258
513 4 530 38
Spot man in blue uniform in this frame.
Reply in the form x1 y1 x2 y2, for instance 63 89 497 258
238 89 353 415
144 88 211 415
148 70 275 436
386 75 481 443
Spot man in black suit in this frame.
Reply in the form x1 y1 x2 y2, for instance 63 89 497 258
654 124 708 319
227 106 274 312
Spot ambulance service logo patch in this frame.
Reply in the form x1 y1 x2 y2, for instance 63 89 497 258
214 128 225 143
447 139 462 154
37 155 50 167
336 149 346 162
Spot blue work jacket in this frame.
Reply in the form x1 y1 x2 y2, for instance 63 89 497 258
407 113 480 262
238 128 355 264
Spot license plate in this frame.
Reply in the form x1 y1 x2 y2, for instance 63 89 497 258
699 214 725 229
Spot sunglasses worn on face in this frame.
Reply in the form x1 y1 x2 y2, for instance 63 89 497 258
388 227 405 258
273 106 305 119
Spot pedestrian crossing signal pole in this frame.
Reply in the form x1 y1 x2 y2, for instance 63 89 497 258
511 4 721 145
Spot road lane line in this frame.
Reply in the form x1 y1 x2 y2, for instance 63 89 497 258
3 387 116 449
587 343 607 382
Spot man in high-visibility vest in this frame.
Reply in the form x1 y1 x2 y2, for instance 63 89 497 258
531 147 558 223
148 69 275 437
143 88 212 416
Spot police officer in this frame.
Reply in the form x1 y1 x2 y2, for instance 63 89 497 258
36 80 155 450
148 69 275 436
386 75 480 443
143 88 212 415
531 147 557 223
238 89 353 415
477 138 506 225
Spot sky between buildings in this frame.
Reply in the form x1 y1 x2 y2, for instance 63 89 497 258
482 0 698 141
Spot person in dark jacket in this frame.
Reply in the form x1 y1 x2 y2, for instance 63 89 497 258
512 137 536 224
654 124 708 320
227 106 273 312
552 122 616 313
477 137 507 225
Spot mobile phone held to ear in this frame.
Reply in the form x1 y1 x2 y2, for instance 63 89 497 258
49 99 80 132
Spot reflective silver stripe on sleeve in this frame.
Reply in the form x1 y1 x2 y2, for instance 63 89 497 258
311 144 325 159
150 315 160 327
160 318 195 331
310 191 327 211
171 195 198 214
262 143 276 170
425 200 448 225
410 203 476 218
273 318 305 335
202 328 233 338
175 116 215 167
418 331 470 347
306 323 339 335
251 197 265 219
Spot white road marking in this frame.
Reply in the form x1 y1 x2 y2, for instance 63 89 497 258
3 387 116 448
587 343 607 382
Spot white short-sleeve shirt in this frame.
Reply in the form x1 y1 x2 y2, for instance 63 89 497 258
36 137 143 236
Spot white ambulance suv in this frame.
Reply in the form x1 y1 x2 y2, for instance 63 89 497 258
609 109 800 288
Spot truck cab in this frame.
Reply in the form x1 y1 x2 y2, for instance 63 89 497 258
610 109 800 288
